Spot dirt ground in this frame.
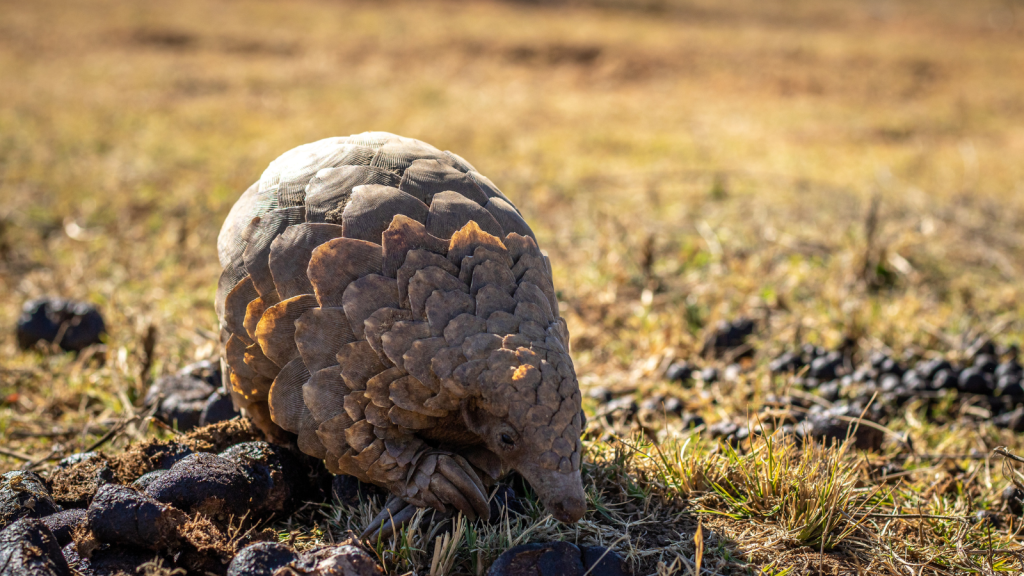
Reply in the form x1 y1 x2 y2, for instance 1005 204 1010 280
2 0 1024 574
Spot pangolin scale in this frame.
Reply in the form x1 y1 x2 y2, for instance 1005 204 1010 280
215 132 585 525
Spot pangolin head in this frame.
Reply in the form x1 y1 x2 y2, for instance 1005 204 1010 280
459 339 586 523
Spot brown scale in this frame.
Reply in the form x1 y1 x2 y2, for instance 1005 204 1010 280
216 132 587 538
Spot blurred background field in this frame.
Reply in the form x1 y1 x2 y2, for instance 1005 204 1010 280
2 0 1024 574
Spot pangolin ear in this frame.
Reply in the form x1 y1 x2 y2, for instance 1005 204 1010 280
462 398 490 436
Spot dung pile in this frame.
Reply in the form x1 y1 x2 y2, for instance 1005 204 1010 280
0 420 372 576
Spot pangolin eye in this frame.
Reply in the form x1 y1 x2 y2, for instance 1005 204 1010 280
500 433 515 446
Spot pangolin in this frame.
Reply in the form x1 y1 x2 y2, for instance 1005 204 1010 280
215 132 586 529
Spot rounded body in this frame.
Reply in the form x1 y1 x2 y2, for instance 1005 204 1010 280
216 132 585 523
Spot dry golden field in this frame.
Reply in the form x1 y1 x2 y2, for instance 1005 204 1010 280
2 0 1024 574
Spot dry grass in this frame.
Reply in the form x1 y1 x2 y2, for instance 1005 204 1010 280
2 0 1024 574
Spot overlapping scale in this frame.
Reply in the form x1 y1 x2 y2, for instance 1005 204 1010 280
215 131 578 507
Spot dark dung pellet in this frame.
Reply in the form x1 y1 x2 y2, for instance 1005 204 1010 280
200 391 237 426
1 471 60 531
144 452 253 521
699 367 719 383
664 361 693 383
69 544 166 576
486 541 584 576
958 367 993 395
39 510 86 547
300 544 383 576
227 542 299 576
87 484 186 550
331 476 385 509
581 546 631 576
1003 486 1024 516
146 374 215 432
487 485 526 523
130 470 168 492
16 298 106 353
219 441 313 517
0 519 71 576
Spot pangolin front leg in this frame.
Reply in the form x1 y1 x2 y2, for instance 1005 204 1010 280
360 449 490 542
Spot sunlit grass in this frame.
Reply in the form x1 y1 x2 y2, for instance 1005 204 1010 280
2 0 1024 573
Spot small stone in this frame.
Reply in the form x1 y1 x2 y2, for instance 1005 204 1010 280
723 363 742 382
0 518 71 576
850 367 874 383
809 352 842 380
639 395 684 415
486 541 583 576
916 359 951 381
0 471 61 530
581 546 631 576
869 352 890 371
804 344 827 360
39 510 86 547
228 542 300 576
707 420 739 439
879 374 902 393
681 413 705 429
16 297 106 353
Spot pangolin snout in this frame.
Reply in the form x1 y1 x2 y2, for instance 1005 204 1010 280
528 468 587 523
548 494 586 523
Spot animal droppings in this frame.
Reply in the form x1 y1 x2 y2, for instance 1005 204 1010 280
16 297 106 353
87 484 187 551
295 545 384 576
330 475 385 509
581 546 633 576
39 510 86 547
227 541 300 576
0 519 71 576
143 453 254 522
0 471 60 531
218 441 317 517
486 541 585 576
486 485 525 522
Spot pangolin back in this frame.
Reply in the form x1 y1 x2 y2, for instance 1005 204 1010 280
216 132 579 494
